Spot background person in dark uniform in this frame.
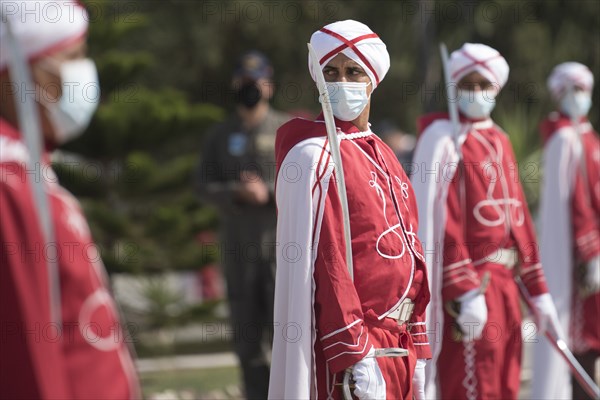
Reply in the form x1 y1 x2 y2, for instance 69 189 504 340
195 51 289 399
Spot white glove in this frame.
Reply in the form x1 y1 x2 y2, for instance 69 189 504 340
412 359 426 400
530 293 559 335
456 289 488 342
352 347 386 400
585 255 600 293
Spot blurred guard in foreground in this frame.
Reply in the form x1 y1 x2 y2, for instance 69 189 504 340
531 62 600 400
0 1 140 398
269 20 431 400
195 51 289 399
412 43 559 399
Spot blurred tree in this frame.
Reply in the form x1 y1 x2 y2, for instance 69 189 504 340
55 0 224 274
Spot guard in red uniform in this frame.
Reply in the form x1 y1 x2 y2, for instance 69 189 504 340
0 2 140 398
531 62 600 400
412 43 558 399
269 20 430 400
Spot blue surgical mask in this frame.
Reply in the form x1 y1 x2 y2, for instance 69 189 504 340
44 58 100 144
457 89 496 119
560 91 592 119
322 81 371 122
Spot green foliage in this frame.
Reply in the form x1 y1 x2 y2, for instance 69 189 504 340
54 0 225 275
140 366 240 397
141 277 186 330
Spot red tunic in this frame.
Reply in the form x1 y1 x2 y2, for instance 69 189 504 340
541 113 600 353
414 113 549 399
0 119 140 399
417 113 548 301
270 117 430 399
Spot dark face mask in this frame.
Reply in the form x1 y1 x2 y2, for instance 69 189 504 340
236 82 262 108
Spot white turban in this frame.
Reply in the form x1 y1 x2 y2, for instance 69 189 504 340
309 19 390 89
547 62 594 101
0 0 88 71
449 43 510 89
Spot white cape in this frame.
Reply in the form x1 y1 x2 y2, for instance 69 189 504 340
268 136 334 400
411 119 467 399
530 125 583 399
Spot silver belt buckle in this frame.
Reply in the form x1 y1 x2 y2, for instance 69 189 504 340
388 298 415 326
492 248 518 270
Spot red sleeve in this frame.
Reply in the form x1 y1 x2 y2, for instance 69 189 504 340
408 311 432 359
442 172 481 301
0 165 71 399
509 147 548 296
515 217 549 296
314 182 372 374
571 161 600 262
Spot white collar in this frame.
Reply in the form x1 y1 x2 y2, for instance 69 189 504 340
339 129 373 140
471 118 494 129
313 119 374 140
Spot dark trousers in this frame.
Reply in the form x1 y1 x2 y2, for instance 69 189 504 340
224 253 275 399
